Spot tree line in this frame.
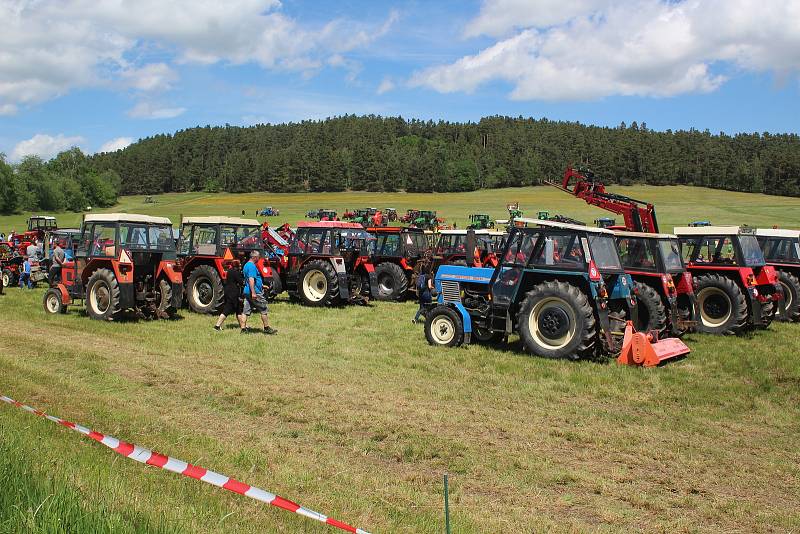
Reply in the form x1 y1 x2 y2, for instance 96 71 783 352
2 115 799 215
0 149 121 214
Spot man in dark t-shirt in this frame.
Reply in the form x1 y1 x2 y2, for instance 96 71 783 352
214 260 245 331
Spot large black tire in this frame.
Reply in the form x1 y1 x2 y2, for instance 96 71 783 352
760 300 776 329
633 282 667 333
373 262 408 301
267 269 283 299
516 281 596 360
298 260 339 307
424 305 465 347
472 326 504 344
186 265 224 314
86 268 121 321
776 270 800 322
694 274 748 335
42 288 67 314
2 269 13 288
156 279 176 318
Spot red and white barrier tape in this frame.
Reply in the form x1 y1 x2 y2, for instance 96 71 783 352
0 394 371 534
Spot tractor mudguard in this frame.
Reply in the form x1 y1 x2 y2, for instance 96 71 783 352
337 273 350 300
119 282 135 309
453 302 473 334
156 261 182 284
55 283 72 305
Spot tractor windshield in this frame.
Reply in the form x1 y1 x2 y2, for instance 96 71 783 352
337 229 374 255
588 235 623 272
147 225 175 251
407 232 428 253
617 236 657 271
436 234 466 255
658 239 684 272
739 235 765 267
236 226 262 249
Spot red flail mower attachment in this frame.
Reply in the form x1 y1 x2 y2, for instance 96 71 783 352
617 321 690 367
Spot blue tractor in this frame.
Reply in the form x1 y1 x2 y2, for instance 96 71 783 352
423 219 639 360
256 206 280 217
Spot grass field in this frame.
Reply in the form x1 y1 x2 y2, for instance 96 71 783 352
1 186 800 533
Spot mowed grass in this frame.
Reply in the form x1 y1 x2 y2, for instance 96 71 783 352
0 186 800 533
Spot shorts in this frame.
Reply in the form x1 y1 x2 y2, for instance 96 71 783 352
222 296 242 316
242 294 268 316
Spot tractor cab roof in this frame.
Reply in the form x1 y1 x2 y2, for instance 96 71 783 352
181 216 260 226
516 217 614 235
438 229 505 236
366 226 424 234
673 225 753 236
297 221 364 229
755 228 800 238
613 230 678 239
85 213 172 225
30 215 56 221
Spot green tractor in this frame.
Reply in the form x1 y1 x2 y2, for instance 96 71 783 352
467 214 494 230
413 210 442 231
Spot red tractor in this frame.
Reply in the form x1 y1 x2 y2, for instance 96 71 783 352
548 166 698 336
43 214 183 320
674 225 781 334
756 228 800 322
286 221 378 306
177 217 276 314
366 226 431 301
9 215 57 255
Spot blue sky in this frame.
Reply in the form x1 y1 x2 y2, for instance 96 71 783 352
1 0 799 160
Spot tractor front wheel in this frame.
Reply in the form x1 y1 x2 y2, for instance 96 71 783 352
86 268 121 321
2 269 13 288
374 262 408 301
694 274 748 334
42 288 67 314
186 265 224 314
776 270 800 322
517 281 596 360
298 260 339 306
633 282 667 333
424 306 464 347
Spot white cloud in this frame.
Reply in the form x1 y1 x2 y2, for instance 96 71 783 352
413 0 800 101
127 102 186 119
98 137 133 153
0 0 398 112
0 103 17 115
11 133 85 161
377 77 395 95
121 63 178 92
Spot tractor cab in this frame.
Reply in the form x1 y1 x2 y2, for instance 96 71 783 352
178 216 276 313
613 231 697 335
318 209 338 221
424 219 659 362
28 215 58 233
674 225 781 333
286 221 378 306
366 226 431 300
595 217 616 229
755 228 800 322
412 210 441 231
434 229 505 268
44 213 183 320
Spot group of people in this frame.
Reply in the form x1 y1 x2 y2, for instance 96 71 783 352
214 250 278 335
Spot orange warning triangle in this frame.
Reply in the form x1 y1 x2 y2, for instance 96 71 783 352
222 247 234 261
119 249 132 264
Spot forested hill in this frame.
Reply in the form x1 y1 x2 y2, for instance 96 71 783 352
90 115 800 196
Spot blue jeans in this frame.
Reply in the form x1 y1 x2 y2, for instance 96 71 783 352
19 273 32 289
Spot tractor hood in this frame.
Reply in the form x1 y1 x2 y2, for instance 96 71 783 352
436 265 494 285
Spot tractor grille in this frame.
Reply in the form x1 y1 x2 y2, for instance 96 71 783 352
441 280 461 303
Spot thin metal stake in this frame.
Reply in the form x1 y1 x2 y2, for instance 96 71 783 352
444 474 451 534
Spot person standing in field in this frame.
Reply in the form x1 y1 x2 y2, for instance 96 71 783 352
413 259 435 324
214 260 245 331
19 256 32 289
241 250 277 335
50 241 65 283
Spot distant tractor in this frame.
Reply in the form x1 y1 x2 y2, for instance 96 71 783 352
423 219 688 366
674 225 782 334
257 206 280 217
9 215 57 255
595 217 617 229
385 208 398 222
467 214 494 230
43 214 183 320
1 242 17 287
400 209 419 224
145 196 156 204
410 210 442 231
177 216 276 314
756 228 800 322
366 226 431 301
286 221 378 306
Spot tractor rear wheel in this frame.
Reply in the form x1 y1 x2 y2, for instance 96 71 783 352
517 281 596 360
694 274 748 334
186 265 224 314
374 262 408 301
42 288 67 314
298 260 339 306
2 269 12 288
776 270 800 322
86 268 121 321
424 306 464 347
633 282 667 333
156 279 176 318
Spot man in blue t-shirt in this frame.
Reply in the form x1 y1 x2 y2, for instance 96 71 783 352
241 250 277 335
